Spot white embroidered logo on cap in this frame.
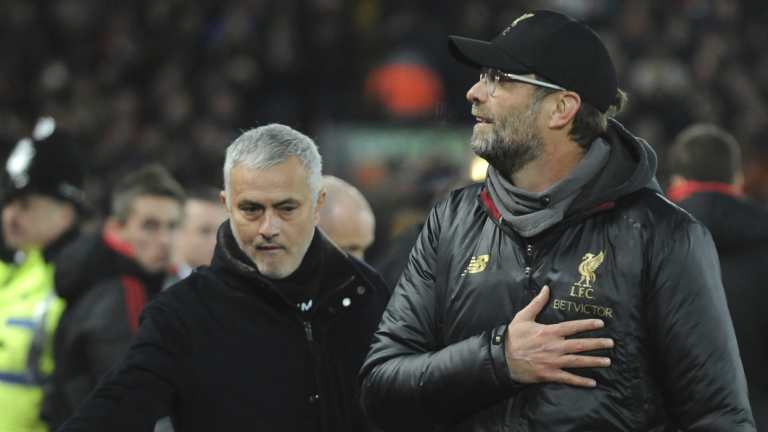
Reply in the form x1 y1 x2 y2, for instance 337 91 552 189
502 13 535 35
6 138 36 188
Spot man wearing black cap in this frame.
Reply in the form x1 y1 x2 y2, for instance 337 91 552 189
0 117 87 432
361 10 755 431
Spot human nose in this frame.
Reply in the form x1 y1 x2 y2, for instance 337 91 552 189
158 227 174 247
258 210 280 238
466 78 486 104
153 225 175 252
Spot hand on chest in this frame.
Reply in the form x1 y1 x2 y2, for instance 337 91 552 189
444 230 643 335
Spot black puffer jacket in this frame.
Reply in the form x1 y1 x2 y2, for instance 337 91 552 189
57 224 390 432
360 121 755 431
42 228 167 429
676 189 768 430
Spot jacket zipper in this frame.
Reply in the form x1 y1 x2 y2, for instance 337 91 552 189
296 274 356 345
303 320 313 342
524 242 536 294
296 274 357 418
496 216 539 300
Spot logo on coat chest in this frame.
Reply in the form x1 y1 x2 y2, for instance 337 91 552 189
552 250 615 319
569 251 605 299
461 254 489 276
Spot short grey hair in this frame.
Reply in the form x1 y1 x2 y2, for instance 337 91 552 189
223 124 323 202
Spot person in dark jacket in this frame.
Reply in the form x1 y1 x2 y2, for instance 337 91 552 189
360 10 755 431
56 123 390 432
667 124 768 429
42 164 185 429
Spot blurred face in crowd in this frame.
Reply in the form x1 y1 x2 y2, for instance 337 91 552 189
467 72 546 176
174 198 227 268
110 195 183 273
319 196 374 260
223 156 324 279
2 193 76 251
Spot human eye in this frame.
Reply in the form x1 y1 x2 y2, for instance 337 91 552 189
278 204 298 215
239 203 262 215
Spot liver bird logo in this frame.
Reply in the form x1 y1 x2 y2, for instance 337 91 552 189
575 251 604 288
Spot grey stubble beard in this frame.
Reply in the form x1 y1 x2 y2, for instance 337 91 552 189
470 105 544 180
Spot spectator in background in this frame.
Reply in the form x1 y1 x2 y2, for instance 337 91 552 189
42 164 185 429
0 118 86 432
172 185 227 280
55 124 389 431
318 175 375 260
667 124 768 429
741 130 768 206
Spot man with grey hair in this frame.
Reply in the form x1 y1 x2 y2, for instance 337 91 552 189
318 175 376 260
57 124 390 432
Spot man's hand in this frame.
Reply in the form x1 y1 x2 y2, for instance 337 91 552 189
505 285 613 387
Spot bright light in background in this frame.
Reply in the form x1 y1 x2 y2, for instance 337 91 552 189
470 156 488 181
33 116 56 140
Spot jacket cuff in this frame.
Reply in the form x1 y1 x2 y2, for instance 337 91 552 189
489 324 526 392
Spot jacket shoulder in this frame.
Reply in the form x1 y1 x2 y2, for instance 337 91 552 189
618 188 700 230
426 183 485 226
71 277 125 314
443 183 484 209
152 271 210 311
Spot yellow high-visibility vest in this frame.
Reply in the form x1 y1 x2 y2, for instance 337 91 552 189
0 249 65 432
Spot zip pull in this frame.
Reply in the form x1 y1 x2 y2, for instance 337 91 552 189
303 321 314 342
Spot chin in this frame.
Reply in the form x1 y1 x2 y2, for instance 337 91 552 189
255 262 289 279
262 269 290 280
470 136 491 154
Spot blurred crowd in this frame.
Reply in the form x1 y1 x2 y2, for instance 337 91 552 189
2 0 768 230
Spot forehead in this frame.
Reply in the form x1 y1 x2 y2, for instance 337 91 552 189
322 206 374 241
324 214 374 247
185 199 227 225
228 156 312 203
7 193 64 209
128 195 183 219
186 199 225 216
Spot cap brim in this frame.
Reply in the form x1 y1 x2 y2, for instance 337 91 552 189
448 35 529 73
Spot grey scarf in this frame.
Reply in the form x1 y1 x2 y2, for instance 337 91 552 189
486 138 610 237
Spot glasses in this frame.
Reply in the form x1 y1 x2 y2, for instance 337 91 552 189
479 68 566 97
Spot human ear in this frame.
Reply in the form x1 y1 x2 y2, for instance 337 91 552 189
548 92 581 129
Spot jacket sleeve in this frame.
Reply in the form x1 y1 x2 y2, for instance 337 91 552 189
648 220 755 431
360 198 520 430
56 302 180 432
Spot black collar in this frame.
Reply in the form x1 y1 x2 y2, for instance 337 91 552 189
209 221 357 305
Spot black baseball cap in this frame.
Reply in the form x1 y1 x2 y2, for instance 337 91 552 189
449 10 618 113
2 117 88 212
